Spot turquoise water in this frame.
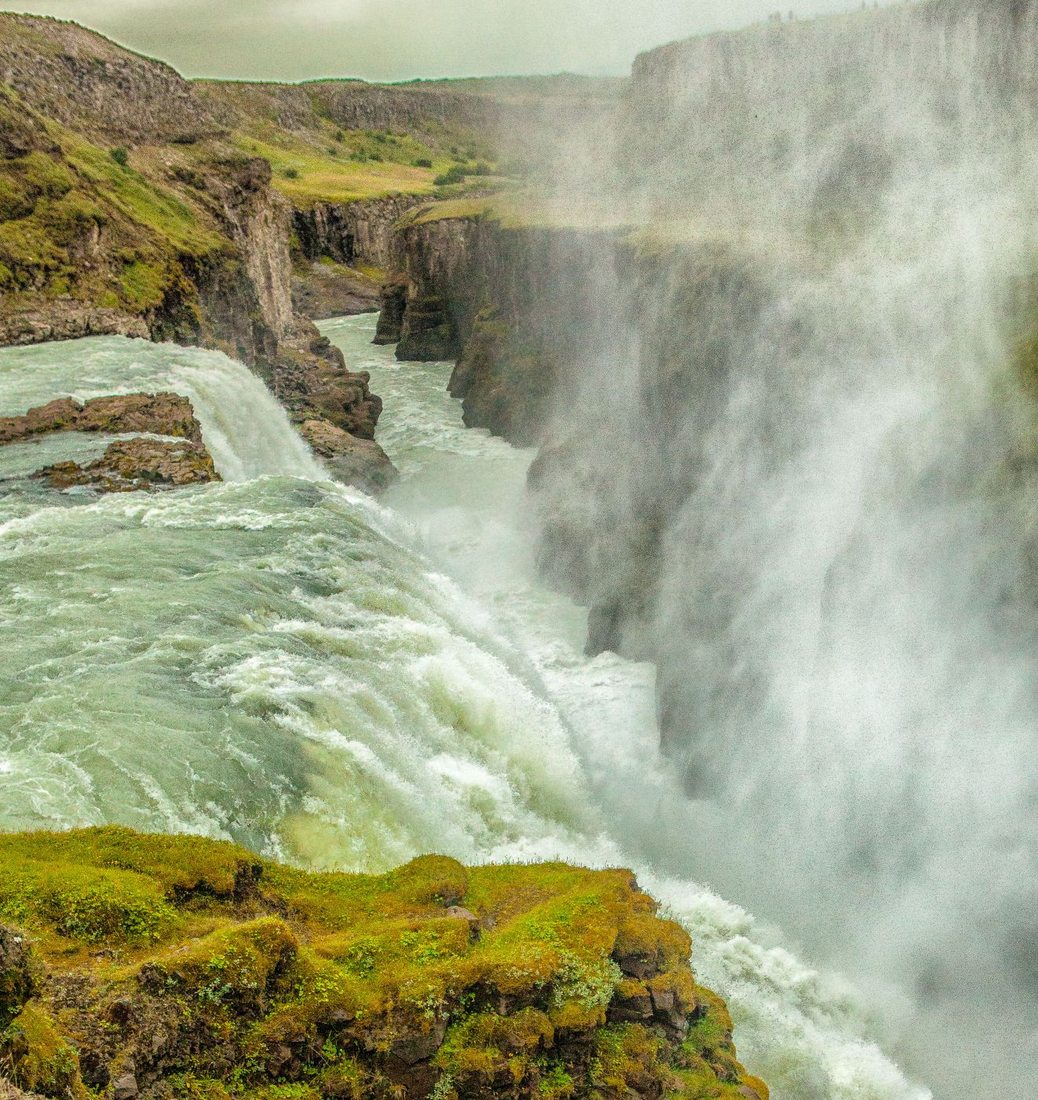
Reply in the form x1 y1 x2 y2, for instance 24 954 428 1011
0 328 928 1100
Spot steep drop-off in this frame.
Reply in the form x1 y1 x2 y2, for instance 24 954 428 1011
379 2 1038 1093
0 827 767 1100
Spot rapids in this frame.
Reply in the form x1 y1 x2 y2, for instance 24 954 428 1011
0 325 927 1099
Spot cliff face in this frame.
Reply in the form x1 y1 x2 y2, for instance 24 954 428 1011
386 209 621 445
198 80 498 146
0 13 391 487
294 195 423 273
381 0 1038 786
623 0 1038 221
291 194 429 318
0 827 767 1100
0 16 221 145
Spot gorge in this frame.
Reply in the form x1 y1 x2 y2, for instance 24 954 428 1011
2 1 1036 1098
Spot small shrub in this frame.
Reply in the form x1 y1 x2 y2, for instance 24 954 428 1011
284 167 300 179
109 147 129 167
434 164 468 187
414 158 433 169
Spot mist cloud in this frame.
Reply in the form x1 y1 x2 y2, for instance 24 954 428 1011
6 0 865 81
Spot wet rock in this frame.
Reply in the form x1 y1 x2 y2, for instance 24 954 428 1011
373 280 408 344
300 417 398 494
0 393 203 445
0 926 35 1029
0 306 150 348
36 437 220 493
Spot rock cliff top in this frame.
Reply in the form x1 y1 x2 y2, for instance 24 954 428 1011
0 827 767 1100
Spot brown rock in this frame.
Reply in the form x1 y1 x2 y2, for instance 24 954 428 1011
0 1080 48 1100
0 393 203 445
0 306 150 349
112 1073 138 1100
36 437 220 493
388 1020 446 1065
373 280 408 344
0 926 35 1030
608 986 654 1022
292 262 381 321
300 417 397 495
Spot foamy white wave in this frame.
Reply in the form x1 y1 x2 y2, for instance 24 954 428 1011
0 329 929 1099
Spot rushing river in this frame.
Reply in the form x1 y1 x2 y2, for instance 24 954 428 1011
0 320 927 1099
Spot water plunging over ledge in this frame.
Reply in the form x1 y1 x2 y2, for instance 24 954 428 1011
0 329 926 1099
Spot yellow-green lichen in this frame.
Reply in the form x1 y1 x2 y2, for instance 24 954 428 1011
0 828 765 1099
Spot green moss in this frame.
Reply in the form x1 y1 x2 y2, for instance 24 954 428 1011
0 828 764 1098
228 128 445 206
119 257 172 310
0 859 178 945
0 175 34 221
17 150 74 199
0 1003 87 1099
437 1006 554 1088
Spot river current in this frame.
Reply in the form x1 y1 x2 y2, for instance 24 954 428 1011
0 317 928 1099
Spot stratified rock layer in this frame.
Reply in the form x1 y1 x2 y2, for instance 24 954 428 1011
0 393 203 445
36 437 220 493
0 827 767 1100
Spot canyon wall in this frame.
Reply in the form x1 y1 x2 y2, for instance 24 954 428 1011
0 14 408 483
382 2 1038 1092
383 210 624 445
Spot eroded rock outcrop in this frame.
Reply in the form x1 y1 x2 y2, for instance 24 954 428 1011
0 827 767 1100
373 279 408 344
0 14 221 145
301 418 397 494
36 437 220 493
0 393 203 445
388 209 613 446
0 308 150 348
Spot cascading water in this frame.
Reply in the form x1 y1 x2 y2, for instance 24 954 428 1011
0 327 926 1099
516 2 1038 1095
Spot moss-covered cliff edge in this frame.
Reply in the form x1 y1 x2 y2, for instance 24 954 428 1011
0 828 765 1100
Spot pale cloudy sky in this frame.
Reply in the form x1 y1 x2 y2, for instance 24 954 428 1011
4 0 868 81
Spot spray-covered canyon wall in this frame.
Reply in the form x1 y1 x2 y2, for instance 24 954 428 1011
383 1 1038 1094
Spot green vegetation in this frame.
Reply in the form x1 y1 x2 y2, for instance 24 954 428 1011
0 86 226 317
0 828 766 1100
230 129 445 205
434 164 469 187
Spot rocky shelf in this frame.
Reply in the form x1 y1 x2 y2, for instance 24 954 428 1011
0 828 767 1100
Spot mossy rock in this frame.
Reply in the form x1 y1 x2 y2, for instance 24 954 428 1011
0 828 765 1099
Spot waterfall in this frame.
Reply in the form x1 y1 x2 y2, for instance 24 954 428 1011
513 2 1038 1094
0 327 928 1098
0 336 325 482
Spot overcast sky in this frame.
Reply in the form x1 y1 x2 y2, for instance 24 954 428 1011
5 0 867 81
